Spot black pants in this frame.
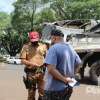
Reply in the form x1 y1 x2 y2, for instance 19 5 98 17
42 87 73 100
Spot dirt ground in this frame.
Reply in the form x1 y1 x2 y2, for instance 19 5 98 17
0 63 100 100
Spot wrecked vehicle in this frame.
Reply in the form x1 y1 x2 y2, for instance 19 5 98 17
42 20 100 85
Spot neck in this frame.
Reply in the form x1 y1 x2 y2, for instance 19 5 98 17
31 42 39 47
56 39 64 43
52 40 64 45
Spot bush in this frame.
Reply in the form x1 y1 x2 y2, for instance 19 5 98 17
0 56 6 62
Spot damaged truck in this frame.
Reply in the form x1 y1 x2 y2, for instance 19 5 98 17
42 20 100 85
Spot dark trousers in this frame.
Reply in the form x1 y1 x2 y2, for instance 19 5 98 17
42 87 73 100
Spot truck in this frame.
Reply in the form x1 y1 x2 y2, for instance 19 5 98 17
41 20 100 85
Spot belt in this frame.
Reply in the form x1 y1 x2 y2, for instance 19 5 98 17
24 66 45 74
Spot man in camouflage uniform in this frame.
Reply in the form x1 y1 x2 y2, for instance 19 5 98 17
20 31 47 100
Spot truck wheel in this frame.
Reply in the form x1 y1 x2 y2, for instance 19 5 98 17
89 61 100 85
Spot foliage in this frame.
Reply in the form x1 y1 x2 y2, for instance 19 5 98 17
0 11 26 56
0 27 25 56
50 0 100 20
35 8 56 23
0 12 11 30
11 0 52 33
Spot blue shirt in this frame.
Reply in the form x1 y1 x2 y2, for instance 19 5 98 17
44 42 81 91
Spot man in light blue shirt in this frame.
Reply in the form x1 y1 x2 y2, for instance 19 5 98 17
43 29 81 100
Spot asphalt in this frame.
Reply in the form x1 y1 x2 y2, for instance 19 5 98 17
0 63 100 100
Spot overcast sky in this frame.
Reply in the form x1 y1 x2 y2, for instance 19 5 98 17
0 0 16 14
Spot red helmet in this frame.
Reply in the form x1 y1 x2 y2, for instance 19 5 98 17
29 31 39 42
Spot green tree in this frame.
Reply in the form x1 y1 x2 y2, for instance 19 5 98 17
0 11 26 56
35 8 56 23
0 27 25 56
11 0 51 33
0 12 11 54
50 0 100 20
50 0 66 20
0 12 11 30
12 0 34 33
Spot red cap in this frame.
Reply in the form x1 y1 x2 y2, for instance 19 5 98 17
29 31 39 42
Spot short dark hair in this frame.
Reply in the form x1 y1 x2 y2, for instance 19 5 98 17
51 29 64 37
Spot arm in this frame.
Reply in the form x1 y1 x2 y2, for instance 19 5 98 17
20 45 35 69
45 46 72 84
21 59 35 68
47 64 72 84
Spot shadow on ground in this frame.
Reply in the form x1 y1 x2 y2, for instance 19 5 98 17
79 76 97 85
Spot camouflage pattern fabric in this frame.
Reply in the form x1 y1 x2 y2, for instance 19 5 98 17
24 67 45 100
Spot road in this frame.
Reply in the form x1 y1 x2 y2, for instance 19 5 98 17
0 63 100 100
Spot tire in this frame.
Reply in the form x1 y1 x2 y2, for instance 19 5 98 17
89 60 100 85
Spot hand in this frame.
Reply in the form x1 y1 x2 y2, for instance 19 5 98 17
34 64 40 67
28 63 35 69
30 63 39 68
66 77 73 82
34 63 43 67
28 66 33 69
64 77 73 84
